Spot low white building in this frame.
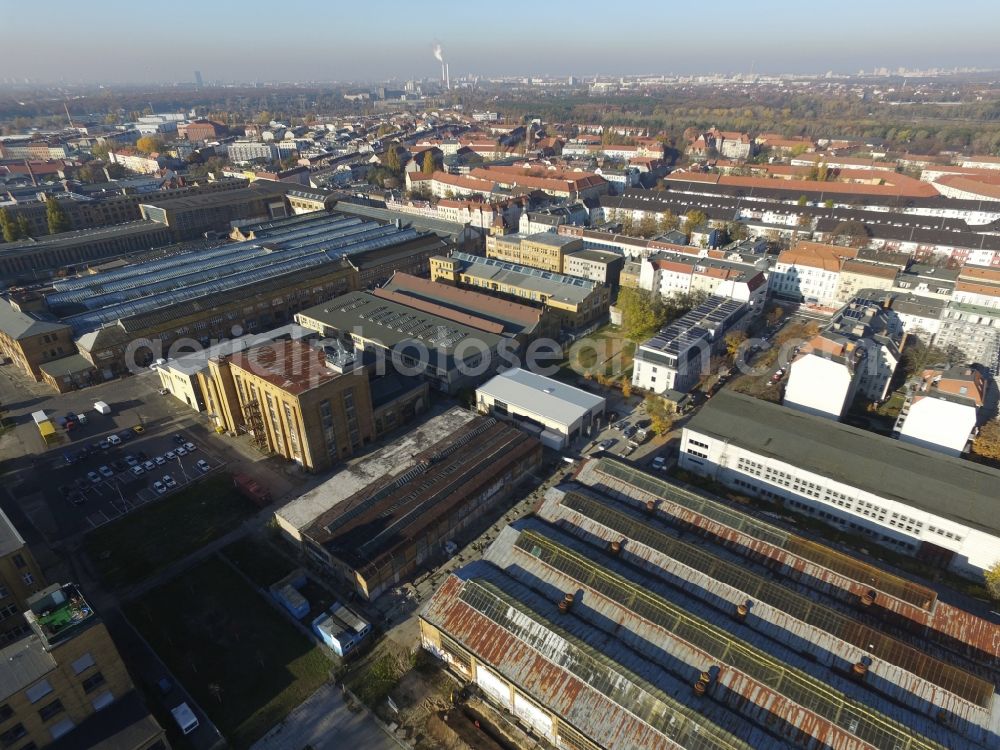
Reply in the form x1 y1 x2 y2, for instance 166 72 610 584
475 367 606 449
772 242 852 307
680 390 1000 578
896 365 986 456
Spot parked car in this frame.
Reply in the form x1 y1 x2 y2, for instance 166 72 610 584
165 451 177 460
174 446 187 457
183 442 196 453
599 438 616 450
77 413 88 425
196 459 210 473
130 465 145 476
97 440 110 451
106 434 122 446
142 460 156 472
154 455 166 466
623 425 638 439
124 455 139 467
651 456 666 471
152 481 167 495
613 420 628 431
87 471 101 484
162 475 177 489
98 465 114 478
118 429 134 442
172 434 185 446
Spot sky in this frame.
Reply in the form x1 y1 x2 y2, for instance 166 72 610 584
2 0 999 84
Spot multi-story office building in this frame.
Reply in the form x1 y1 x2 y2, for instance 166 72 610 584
485 232 583 273
0 511 45 647
430 252 610 330
632 297 749 395
0 583 165 749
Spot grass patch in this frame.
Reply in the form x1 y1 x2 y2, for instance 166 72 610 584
222 535 296 590
346 648 410 708
126 556 331 748
84 473 257 588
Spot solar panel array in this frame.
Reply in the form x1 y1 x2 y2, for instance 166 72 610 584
559 490 992 707
644 298 746 354
61 225 421 332
593 458 936 610
515 529 944 750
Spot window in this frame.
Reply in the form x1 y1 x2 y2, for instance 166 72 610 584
11 556 25 570
38 699 64 722
25 680 52 704
91 691 114 712
81 672 105 694
0 586 8 600
71 652 95 675
48 718 74 741
0 724 25 747
0 605 16 621
0 705 11 722
20 573 32 587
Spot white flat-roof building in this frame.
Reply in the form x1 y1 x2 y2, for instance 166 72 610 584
475 367 605 449
680 390 1000 577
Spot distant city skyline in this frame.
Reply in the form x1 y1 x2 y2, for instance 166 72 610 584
2 0 999 84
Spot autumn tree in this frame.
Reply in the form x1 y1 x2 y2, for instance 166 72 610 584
766 306 785 327
135 136 163 154
382 146 401 173
724 330 748 357
657 210 679 234
15 215 31 239
621 381 632 399
644 395 674 436
971 419 1000 464
985 559 1000 601
421 151 436 174
0 208 18 242
832 220 871 248
726 221 748 243
637 213 657 238
45 196 71 235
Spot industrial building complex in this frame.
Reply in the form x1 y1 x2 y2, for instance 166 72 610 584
420 455 1000 750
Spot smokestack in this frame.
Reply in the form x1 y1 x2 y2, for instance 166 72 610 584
446 64 450 90
441 62 446 87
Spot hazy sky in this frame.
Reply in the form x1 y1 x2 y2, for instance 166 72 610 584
2 0 999 83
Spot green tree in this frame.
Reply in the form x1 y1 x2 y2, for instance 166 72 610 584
726 221 748 243
617 287 663 340
91 142 111 161
421 151 436 175
796 195 809 206
724 330 748 357
0 208 18 242
45 196 71 235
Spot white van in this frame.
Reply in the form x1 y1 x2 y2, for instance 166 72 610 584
171 703 199 735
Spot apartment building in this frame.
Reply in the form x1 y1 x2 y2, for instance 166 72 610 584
0 583 165 749
638 253 769 307
772 242 859 307
0 511 45 647
896 365 986 456
784 298 903 419
680 390 1000 577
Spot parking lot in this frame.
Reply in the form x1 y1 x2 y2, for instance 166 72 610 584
49 427 226 532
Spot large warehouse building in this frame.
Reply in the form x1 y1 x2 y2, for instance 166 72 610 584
679 390 1000 576
40 211 451 378
420 456 1000 750
276 407 542 600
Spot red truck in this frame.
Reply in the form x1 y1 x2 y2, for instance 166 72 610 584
232 473 272 507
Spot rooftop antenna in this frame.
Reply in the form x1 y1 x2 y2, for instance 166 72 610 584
63 101 74 129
